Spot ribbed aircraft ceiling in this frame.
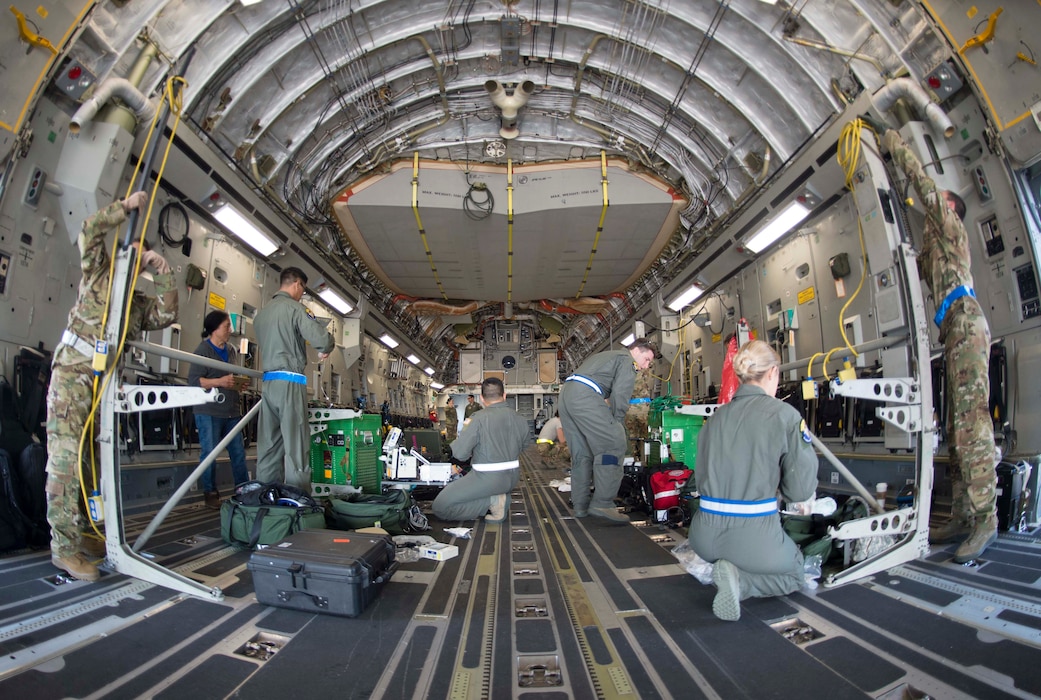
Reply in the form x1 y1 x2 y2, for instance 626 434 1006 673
67 0 945 371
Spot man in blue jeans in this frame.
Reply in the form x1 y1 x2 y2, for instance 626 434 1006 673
188 310 251 508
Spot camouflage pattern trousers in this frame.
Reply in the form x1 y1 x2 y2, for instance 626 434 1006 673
45 361 95 558
943 296 996 518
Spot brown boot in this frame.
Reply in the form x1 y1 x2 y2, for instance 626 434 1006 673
953 514 998 563
52 553 100 582
485 494 507 522
79 536 107 558
204 490 221 510
931 481 971 544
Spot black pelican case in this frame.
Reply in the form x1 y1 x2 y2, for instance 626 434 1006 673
248 529 397 617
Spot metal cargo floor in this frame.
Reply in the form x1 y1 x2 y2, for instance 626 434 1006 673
2 449 1041 699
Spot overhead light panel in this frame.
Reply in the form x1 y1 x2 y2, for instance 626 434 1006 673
745 201 810 254
379 333 399 349
318 288 353 315
620 333 635 346
430 381 445 390
407 354 420 364
424 367 435 376
667 284 704 312
213 203 279 257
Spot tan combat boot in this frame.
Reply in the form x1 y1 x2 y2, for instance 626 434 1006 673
930 482 971 544
486 494 507 522
52 552 100 581
953 514 998 563
79 536 107 558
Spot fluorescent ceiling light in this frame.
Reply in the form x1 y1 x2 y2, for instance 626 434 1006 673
407 354 420 364
745 201 810 254
424 367 435 376
667 284 704 312
318 288 353 315
212 204 279 257
379 333 399 348
620 333 635 346
430 381 445 390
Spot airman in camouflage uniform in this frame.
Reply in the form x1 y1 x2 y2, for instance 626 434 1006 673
884 129 997 562
47 193 178 581
624 367 653 455
444 397 458 442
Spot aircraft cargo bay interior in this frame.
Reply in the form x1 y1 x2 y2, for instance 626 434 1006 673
2 1 1041 699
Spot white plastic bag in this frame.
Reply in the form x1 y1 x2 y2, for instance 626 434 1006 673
672 541 714 585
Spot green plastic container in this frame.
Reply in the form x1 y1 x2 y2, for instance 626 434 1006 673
661 410 703 469
308 410 383 493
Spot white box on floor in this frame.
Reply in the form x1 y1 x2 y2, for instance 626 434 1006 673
421 543 459 561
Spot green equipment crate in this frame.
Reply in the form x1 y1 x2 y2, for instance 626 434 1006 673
660 409 703 469
308 409 383 493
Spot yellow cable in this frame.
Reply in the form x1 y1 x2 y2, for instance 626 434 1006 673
806 352 825 379
78 76 188 539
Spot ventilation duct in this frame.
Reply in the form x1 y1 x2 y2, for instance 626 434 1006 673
485 80 535 139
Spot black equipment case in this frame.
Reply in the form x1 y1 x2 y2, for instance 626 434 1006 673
996 460 1031 532
248 529 398 617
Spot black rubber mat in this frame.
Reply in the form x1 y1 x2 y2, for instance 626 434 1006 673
872 573 963 607
631 574 868 699
621 617 707 699
118 604 263 699
980 561 1041 583
561 519 638 610
910 559 1041 603
256 605 316 634
795 592 1021 700
515 578 545 595
593 524 679 569
220 570 254 598
516 619 556 652
0 583 173 658
381 625 437 699
422 526 481 616
513 550 538 563
235 582 426 697
154 654 256 699
817 583 1041 696
0 597 231 697
194 548 252 576
997 607 1041 631
463 574 491 667
804 636 905 692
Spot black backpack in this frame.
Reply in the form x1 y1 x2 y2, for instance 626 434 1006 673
0 448 28 552
17 443 49 547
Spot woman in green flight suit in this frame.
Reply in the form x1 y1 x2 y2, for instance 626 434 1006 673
689 340 818 621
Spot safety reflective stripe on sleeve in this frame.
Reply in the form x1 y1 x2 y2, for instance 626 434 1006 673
471 460 520 471
565 374 603 395
699 495 777 517
262 370 308 384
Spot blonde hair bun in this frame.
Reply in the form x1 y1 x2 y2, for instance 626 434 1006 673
732 339 780 384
